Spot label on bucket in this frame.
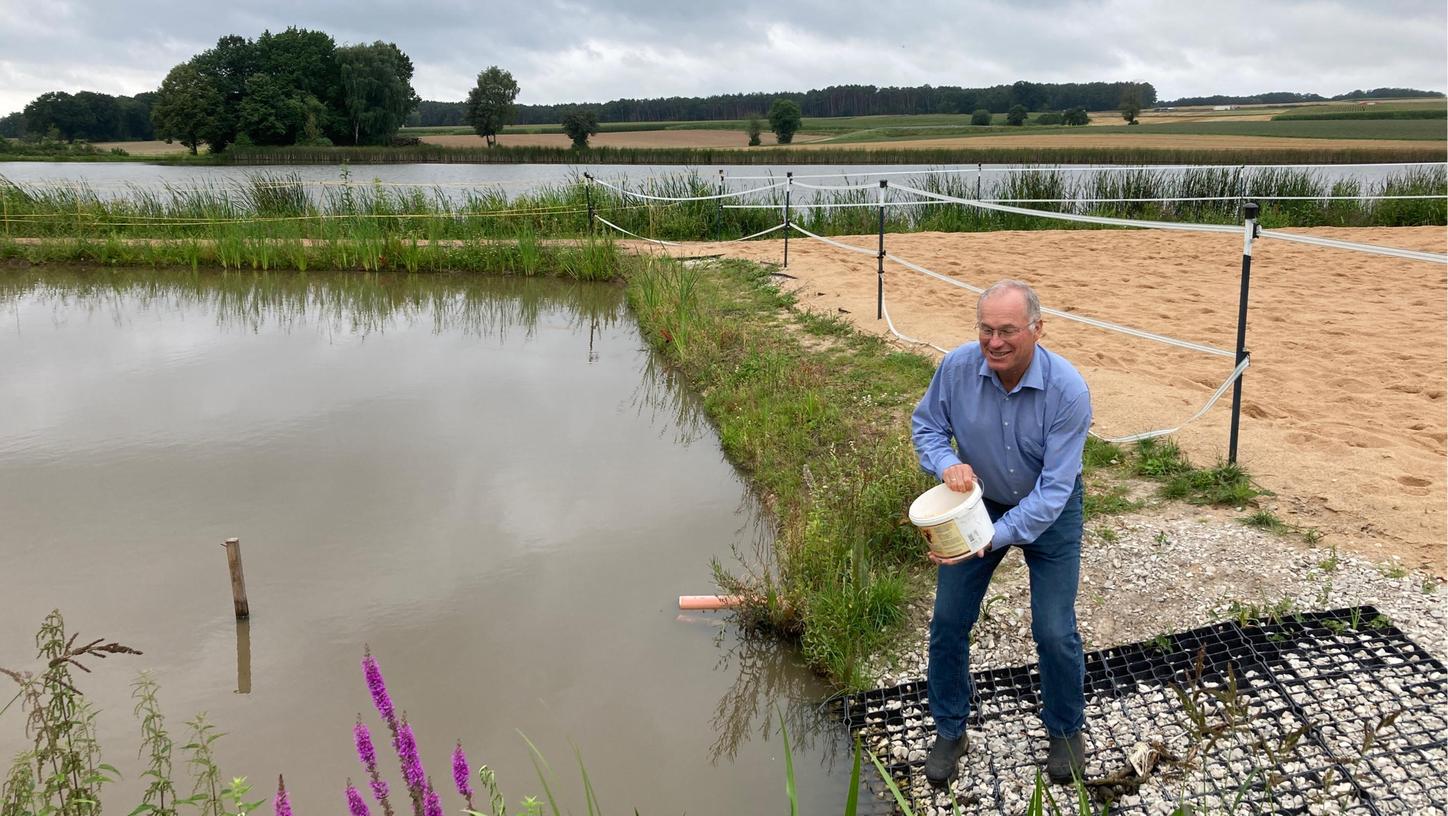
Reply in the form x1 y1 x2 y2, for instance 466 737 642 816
921 519 988 559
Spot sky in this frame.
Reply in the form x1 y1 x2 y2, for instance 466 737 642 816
1 0 1445 116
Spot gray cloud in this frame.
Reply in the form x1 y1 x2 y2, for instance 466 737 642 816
0 0 1443 115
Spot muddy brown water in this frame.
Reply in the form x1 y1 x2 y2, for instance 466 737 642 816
0 269 850 814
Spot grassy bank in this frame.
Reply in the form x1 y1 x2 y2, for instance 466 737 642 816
0 227 620 278
624 256 939 686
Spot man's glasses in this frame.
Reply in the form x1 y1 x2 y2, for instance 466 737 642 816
976 322 1036 340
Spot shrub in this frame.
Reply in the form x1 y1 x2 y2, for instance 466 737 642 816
1006 105 1027 126
1036 112 1064 125
970 108 992 125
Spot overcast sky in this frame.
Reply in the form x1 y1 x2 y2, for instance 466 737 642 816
2 0 1445 115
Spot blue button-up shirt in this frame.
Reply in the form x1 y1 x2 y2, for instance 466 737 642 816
911 342 1091 550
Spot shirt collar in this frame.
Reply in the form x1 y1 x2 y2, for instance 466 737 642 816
977 345 1047 393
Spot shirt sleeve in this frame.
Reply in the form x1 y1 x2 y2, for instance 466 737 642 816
990 390 1091 549
910 359 963 480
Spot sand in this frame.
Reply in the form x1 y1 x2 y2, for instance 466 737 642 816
646 226 1447 573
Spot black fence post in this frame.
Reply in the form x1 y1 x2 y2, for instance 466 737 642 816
715 169 725 241
1228 201 1259 465
877 180 888 320
583 173 595 235
783 171 792 269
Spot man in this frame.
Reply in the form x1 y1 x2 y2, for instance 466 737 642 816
910 279 1092 787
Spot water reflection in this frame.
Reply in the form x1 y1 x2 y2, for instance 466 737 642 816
0 267 627 341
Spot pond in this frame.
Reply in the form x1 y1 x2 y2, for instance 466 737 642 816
0 268 850 814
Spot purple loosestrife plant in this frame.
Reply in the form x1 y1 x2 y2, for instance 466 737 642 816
395 717 427 816
274 775 292 816
451 742 475 810
354 718 395 816
346 782 371 816
422 781 443 816
362 649 398 731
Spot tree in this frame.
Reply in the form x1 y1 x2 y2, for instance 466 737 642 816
464 66 520 147
151 62 224 154
1006 104 1028 126
1120 87 1142 124
746 116 762 146
1036 111 1064 125
338 41 419 145
767 98 801 144
1063 107 1090 126
190 34 262 151
970 108 992 126
560 109 598 149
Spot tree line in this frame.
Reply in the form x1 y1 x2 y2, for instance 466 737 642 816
1159 87 1444 107
411 81 1157 126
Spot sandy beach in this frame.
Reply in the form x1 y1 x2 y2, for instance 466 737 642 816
647 226 1447 573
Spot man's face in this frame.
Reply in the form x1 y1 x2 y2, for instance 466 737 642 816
977 289 1041 384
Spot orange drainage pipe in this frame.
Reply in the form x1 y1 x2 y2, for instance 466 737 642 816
677 594 744 611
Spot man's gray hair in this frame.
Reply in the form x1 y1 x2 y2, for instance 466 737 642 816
976 279 1041 326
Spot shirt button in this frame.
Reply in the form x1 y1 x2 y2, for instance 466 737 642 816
1003 421 1009 426
1006 446 1012 451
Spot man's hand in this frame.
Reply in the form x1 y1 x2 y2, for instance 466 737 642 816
942 463 976 493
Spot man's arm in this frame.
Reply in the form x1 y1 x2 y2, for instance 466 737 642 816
911 360 964 479
990 391 1091 549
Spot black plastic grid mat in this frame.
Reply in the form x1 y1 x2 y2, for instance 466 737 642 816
838 607 1447 814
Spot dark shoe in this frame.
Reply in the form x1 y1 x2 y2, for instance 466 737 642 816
924 733 967 787
1046 731 1086 784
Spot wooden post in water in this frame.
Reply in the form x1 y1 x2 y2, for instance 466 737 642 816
235 619 252 694
223 537 250 619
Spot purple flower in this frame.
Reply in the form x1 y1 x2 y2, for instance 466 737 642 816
362 649 396 726
355 720 378 772
346 782 371 816
422 782 443 816
451 742 473 801
274 775 292 816
395 719 426 791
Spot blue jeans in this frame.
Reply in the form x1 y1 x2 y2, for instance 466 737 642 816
927 477 1085 740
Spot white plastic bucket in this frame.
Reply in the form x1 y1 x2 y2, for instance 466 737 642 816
908 480 993 559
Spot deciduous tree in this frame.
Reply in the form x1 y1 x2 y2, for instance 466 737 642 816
746 116 762 146
464 66 519 147
1006 104 1028 126
1120 87 1142 124
151 62 224 154
338 41 419 145
560 109 598 149
767 99 801 144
